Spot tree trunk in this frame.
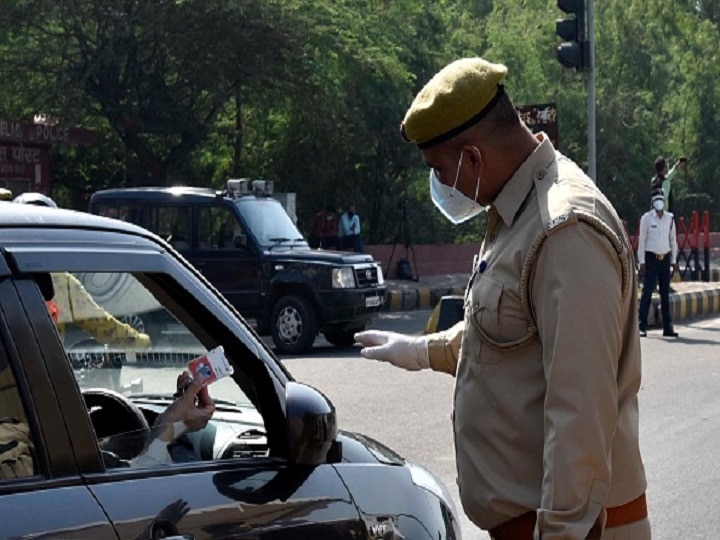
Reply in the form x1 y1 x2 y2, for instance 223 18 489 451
233 87 243 177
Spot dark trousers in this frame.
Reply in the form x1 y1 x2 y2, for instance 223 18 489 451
639 251 672 332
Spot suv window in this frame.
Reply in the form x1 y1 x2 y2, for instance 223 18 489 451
146 206 192 250
41 270 265 470
198 206 244 250
234 199 305 248
0 348 36 480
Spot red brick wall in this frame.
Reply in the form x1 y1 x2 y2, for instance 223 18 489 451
365 243 481 279
368 232 719 279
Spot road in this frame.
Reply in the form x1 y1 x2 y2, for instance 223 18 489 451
280 312 720 540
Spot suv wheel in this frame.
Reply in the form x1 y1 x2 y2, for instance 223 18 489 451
324 326 363 348
271 295 317 354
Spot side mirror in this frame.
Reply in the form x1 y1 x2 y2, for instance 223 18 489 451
286 382 341 465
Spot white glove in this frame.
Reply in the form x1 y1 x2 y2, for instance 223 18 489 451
354 330 429 371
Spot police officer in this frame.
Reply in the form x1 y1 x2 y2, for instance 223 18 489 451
355 58 649 539
638 190 679 337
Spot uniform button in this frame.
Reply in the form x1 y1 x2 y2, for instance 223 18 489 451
533 168 546 181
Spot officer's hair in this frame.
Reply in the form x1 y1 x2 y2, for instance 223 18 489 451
654 156 667 174
456 91 522 149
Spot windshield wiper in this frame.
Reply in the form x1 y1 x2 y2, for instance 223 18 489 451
267 237 291 251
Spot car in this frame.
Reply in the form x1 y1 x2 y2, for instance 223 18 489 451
87 179 387 355
0 203 461 540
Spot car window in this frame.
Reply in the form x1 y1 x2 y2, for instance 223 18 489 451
43 270 266 470
146 206 192 250
0 349 37 481
198 206 244 250
234 199 305 248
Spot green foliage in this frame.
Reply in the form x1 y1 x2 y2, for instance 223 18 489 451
1 0 719 242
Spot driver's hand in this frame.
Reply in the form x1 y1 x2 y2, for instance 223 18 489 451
354 330 429 371
154 373 216 441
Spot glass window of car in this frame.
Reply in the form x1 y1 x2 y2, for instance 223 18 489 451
44 270 266 470
0 349 36 481
146 206 192 250
198 206 245 250
234 198 305 248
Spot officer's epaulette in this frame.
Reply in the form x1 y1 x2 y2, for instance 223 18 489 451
532 154 594 237
523 154 632 310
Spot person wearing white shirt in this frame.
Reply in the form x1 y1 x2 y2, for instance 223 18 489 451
637 191 679 337
339 204 363 252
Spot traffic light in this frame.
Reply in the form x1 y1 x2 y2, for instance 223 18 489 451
556 0 586 71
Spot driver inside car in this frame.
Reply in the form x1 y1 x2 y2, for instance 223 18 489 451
131 371 216 468
29 273 214 470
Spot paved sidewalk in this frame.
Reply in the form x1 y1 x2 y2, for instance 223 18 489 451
385 273 720 326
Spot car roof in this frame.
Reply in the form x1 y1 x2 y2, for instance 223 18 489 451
0 201 152 237
90 186 220 204
90 186 277 205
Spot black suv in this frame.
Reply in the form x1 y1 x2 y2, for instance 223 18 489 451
88 180 386 354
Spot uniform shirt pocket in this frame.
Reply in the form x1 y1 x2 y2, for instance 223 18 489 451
469 276 535 360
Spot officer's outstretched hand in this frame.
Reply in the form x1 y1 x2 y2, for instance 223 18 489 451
354 330 429 371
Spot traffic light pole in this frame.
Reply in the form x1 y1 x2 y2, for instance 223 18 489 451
587 0 596 182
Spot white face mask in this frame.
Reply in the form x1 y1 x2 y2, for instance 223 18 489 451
429 148 486 225
653 199 664 211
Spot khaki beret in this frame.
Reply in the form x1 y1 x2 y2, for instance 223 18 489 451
401 57 507 149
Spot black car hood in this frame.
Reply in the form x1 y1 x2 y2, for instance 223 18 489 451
265 248 375 265
337 430 406 465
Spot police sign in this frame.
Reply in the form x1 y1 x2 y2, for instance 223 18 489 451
516 103 558 148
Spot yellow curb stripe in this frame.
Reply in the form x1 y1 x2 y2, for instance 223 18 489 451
418 288 431 309
388 290 402 311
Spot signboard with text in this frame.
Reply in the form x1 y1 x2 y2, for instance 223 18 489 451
516 103 558 148
0 119 94 196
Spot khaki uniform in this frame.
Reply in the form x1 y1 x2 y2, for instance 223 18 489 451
51 272 150 348
427 135 647 538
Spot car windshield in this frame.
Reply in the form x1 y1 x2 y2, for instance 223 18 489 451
234 198 307 249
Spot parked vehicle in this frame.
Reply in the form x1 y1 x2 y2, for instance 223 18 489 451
88 180 386 354
0 203 460 539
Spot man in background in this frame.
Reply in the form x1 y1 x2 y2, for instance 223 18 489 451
339 203 363 252
638 189 679 338
650 156 686 213
308 204 338 249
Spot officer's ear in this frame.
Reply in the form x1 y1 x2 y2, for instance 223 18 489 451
464 145 484 177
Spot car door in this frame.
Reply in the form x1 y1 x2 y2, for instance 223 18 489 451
6 227 364 539
0 269 117 539
193 204 263 316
